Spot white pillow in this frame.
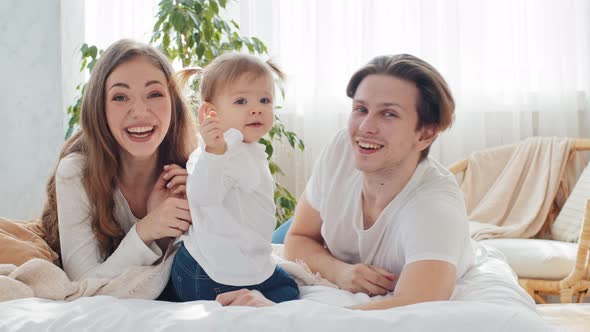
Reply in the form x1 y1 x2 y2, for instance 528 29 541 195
482 239 577 279
551 162 590 242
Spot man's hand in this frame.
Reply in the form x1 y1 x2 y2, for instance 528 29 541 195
334 263 397 296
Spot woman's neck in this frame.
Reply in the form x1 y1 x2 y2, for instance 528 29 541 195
118 152 159 192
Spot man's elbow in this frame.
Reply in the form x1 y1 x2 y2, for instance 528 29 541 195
394 285 455 304
283 232 299 260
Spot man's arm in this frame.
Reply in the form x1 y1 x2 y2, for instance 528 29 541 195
350 260 456 310
283 194 345 282
284 194 396 295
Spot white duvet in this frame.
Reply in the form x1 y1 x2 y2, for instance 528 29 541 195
0 243 553 332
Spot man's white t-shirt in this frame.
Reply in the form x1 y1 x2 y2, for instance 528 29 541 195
305 130 475 279
182 129 276 286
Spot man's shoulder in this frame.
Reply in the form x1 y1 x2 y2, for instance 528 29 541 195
413 157 463 199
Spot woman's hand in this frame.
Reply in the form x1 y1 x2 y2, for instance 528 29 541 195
161 164 189 198
334 263 397 296
147 164 189 213
216 289 275 307
138 164 191 247
136 197 191 245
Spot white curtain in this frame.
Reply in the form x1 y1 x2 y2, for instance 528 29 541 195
85 0 159 50
233 0 590 197
85 0 590 198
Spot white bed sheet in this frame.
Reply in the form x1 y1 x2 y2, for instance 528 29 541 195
0 243 553 332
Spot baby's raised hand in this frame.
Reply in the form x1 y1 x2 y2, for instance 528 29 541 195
200 110 227 154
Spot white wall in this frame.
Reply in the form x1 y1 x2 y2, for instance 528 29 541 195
0 0 84 220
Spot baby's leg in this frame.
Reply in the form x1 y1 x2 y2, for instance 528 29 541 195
171 242 236 301
256 266 300 303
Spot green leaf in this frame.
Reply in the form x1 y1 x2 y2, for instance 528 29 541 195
193 1 203 14
203 22 212 40
187 11 201 27
218 0 227 8
170 10 186 33
246 42 254 53
153 13 167 33
210 0 219 14
151 31 162 42
269 162 284 176
222 21 231 33
163 33 170 50
213 18 222 31
265 142 274 159
65 126 73 140
196 42 205 59
298 140 305 151
209 44 219 57
180 0 194 6
88 46 97 58
251 37 263 54
88 58 97 72
204 47 214 61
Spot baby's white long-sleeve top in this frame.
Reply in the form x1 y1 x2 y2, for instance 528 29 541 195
182 129 276 286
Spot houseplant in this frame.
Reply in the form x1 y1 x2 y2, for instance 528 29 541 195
66 0 304 224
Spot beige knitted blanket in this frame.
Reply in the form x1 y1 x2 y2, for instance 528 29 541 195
0 243 335 302
463 137 573 240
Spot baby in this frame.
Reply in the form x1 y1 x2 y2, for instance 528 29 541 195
171 53 299 303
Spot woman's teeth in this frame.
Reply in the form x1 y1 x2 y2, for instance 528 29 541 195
127 126 154 138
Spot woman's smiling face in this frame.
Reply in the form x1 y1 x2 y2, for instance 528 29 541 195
105 56 172 160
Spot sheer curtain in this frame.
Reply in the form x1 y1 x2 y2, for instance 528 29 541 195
233 0 590 196
85 0 159 50
85 0 590 197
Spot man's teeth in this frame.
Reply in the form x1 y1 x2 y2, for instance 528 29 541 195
358 141 382 149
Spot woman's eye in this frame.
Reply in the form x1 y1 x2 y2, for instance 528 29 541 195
384 111 397 117
149 91 163 98
112 95 127 102
235 98 247 105
260 97 271 104
353 106 367 113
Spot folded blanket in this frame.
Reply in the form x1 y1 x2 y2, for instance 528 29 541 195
0 243 335 302
462 137 572 240
0 218 58 266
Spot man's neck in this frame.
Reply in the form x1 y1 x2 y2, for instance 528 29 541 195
361 155 421 222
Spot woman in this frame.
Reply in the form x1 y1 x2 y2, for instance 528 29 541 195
40 39 197 298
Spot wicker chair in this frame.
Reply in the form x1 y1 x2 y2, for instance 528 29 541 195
448 139 590 304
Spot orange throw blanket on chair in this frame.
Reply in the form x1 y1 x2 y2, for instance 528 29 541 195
461 137 573 240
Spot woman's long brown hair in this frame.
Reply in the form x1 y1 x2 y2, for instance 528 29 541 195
41 39 197 261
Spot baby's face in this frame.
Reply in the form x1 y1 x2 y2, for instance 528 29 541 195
210 73 274 143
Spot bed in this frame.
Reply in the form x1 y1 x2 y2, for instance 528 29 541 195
1 242 564 332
